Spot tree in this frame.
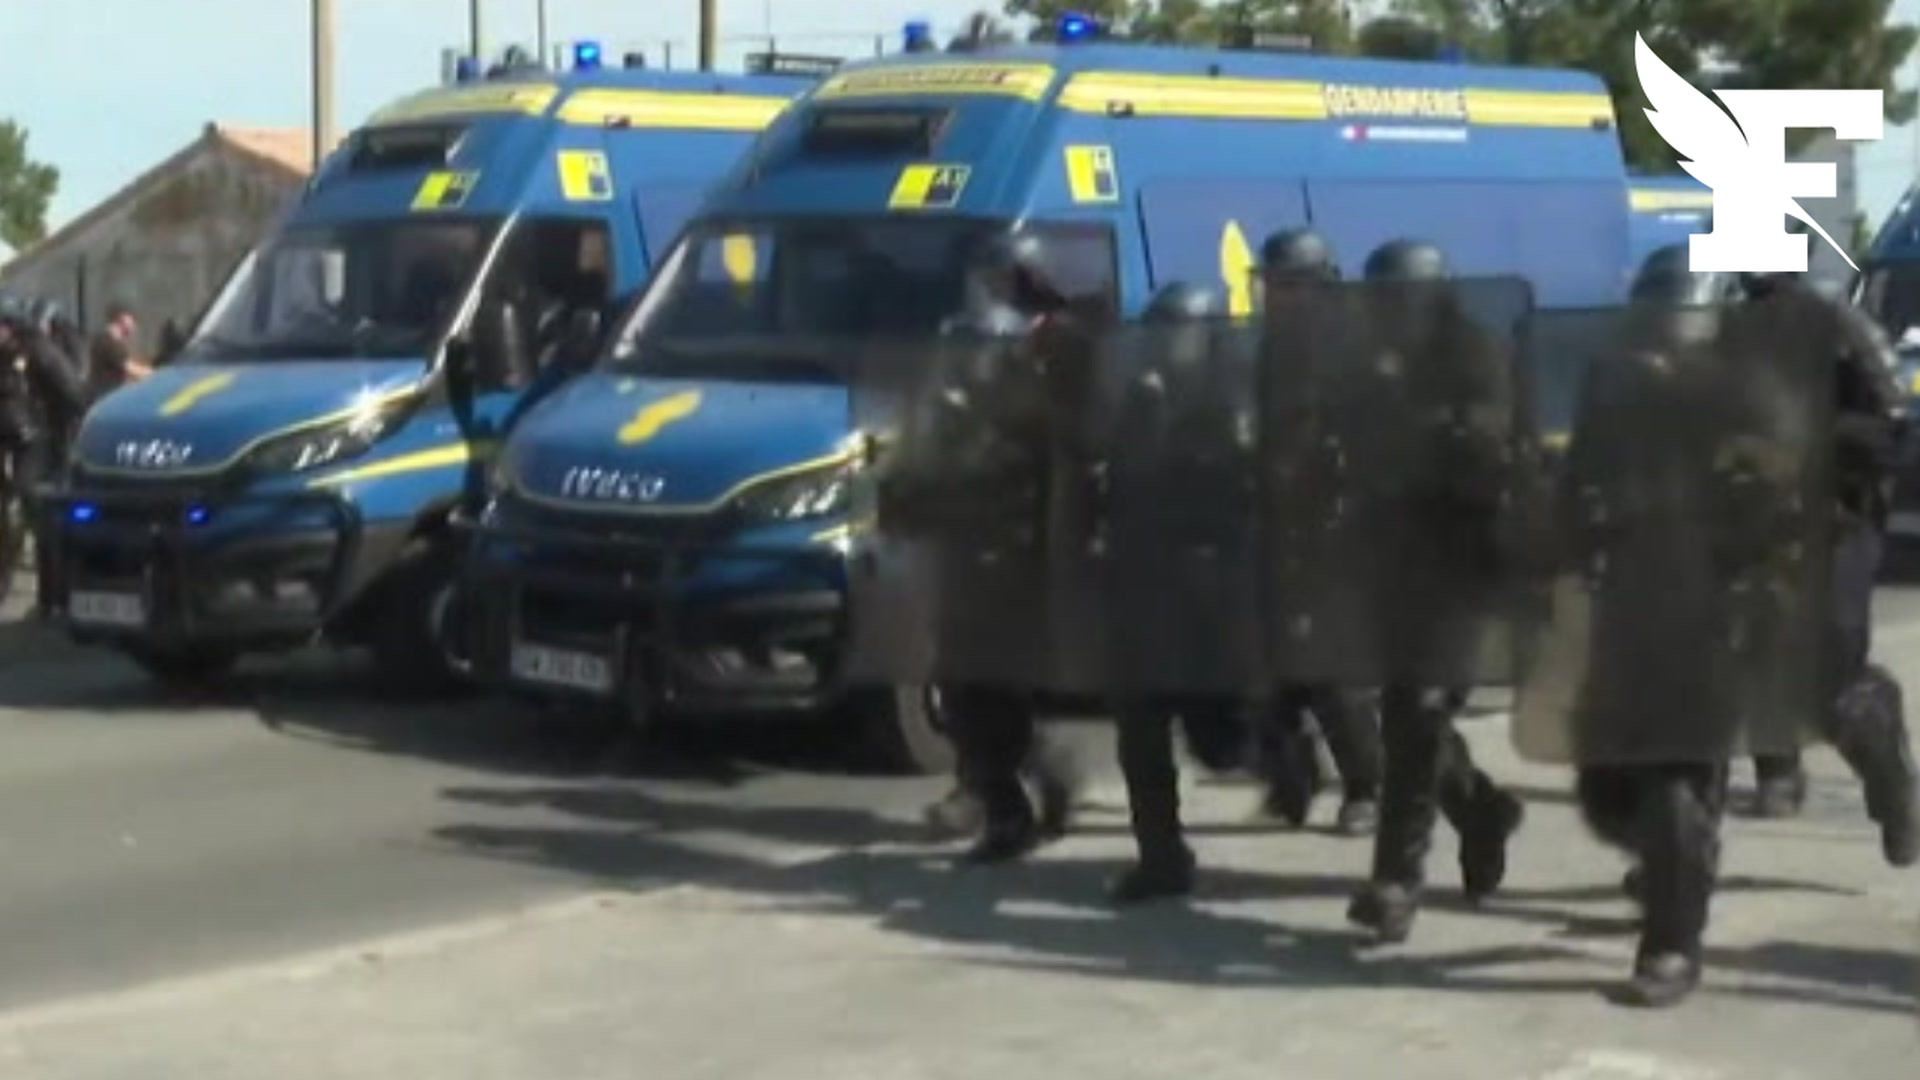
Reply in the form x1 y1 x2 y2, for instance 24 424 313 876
1382 0 1919 172
0 120 57 251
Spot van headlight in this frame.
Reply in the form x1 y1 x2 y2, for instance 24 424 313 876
243 398 411 475
732 464 849 524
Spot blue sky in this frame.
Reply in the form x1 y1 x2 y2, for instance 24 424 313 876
2 0 1918 231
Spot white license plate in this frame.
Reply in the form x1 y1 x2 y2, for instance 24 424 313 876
69 590 146 628
1891 512 1920 536
509 642 614 694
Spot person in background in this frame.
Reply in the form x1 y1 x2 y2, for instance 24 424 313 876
154 318 189 367
86 302 152 401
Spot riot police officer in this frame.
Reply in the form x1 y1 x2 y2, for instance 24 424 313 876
1102 279 1258 901
0 296 87 616
915 231 1088 863
1339 240 1526 945
1736 267 1919 864
1254 227 1384 835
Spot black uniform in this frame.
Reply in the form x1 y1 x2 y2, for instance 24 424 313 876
1339 240 1525 946
1741 270 1918 861
1559 249 1755 1007
0 299 87 616
918 233 1088 864
1253 228 1384 835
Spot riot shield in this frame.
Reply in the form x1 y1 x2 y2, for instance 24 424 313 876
1089 317 1265 698
1259 275 1539 688
1510 297 1833 766
840 329 1098 692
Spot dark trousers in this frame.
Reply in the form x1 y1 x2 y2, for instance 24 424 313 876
1370 685 1503 887
1114 696 1197 866
944 685 1037 824
1260 684 1383 801
1577 762 1728 959
1754 528 1911 796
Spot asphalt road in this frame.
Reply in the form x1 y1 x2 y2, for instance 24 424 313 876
1 578 1919 1027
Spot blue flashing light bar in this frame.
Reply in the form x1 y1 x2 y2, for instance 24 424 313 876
68 503 97 524
903 20 934 53
454 55 480 82
1058 12 1098 42
573 40 603 70
185 505 210 526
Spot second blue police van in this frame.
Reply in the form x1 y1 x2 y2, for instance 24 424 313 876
455 27 1638 772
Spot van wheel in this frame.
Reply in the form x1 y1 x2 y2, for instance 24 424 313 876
127 644 237 689
368 539 467 700
851 685 954 775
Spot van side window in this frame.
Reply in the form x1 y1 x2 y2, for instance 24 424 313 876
1031 224 1119 326
472 218 614 391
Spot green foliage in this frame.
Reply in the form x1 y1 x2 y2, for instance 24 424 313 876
0 119 58 251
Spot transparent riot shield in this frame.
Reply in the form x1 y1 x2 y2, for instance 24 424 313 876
1260 276 1539 688
1510 298 1834 766
840 329 1097 692
1089 318 1265 699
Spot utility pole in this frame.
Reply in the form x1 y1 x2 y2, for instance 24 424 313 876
469 0 484 62
536 0 549 65
699 0 717 70
311 0 334 171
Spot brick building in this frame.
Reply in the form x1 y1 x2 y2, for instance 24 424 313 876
0 125 314 350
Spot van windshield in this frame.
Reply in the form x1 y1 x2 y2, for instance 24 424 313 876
187 217 500 361
608 216 1003 380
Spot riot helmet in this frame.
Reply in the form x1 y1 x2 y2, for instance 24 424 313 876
1362 239 1448 283
1261 228 1338 283
1143 281 1223 322
1628 243 1735 346
954 230 1063 334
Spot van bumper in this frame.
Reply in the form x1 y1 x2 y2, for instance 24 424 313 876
35 479 409 652
452 506 849 715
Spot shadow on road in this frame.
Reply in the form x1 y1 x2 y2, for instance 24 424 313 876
430 779 1912 1015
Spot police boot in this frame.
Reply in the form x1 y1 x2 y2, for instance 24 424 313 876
1112 711 1195 904
1439 735 1524 903
1108 843 1197 905
1618 775 1717 1009
960 780 1039 865
1253 728 1320 828
1321 690 1383 837
1348 690 1445 944
1829 667 1920 867
1750 754 1807 819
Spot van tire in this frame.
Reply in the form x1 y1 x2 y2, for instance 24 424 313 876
128 644 237 690
852 685 954 775
368 539 467 700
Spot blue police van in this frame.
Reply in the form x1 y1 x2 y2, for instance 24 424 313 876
39 57 811 692
453 21 1638 773
1860 185 1920 538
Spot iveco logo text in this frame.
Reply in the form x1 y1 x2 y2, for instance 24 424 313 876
114 439 195 469
559 466 666 503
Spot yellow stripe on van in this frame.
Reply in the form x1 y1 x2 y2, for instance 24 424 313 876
818 64 1055 101
1463 89 1615 128
158 372 238 417
1056 71 1614 129
556 90 790 130
1630 188 1715 212
1058 73 1327 119
306 443 471 488
368 84 558 126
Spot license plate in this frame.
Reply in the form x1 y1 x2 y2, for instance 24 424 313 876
509 642 614 694
1890 512 1920 536
69 590 146 628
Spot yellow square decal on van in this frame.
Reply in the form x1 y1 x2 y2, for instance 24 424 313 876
411 171 479 211
1064 145 1118 204
557 150 614 202
889 164 971 210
